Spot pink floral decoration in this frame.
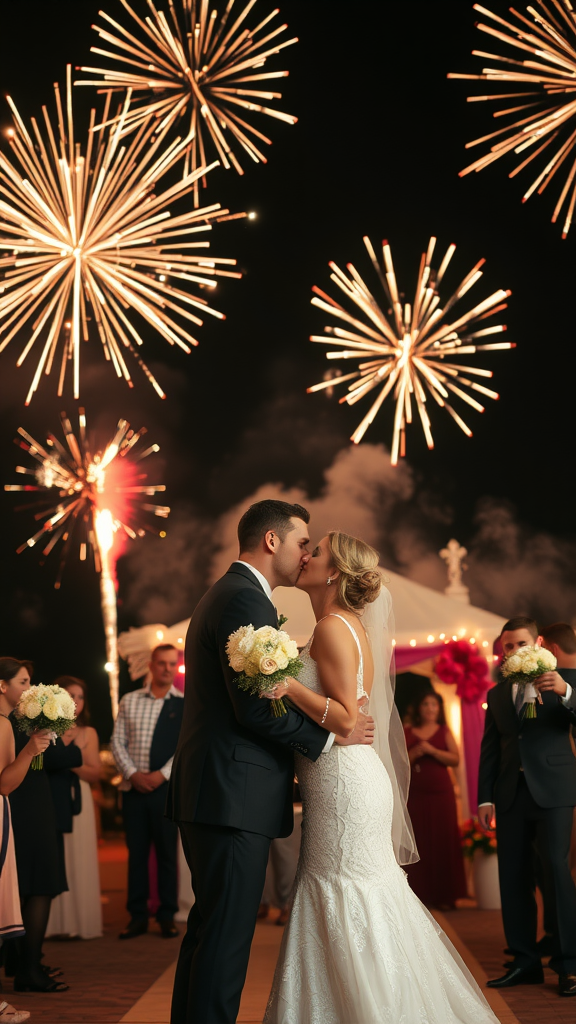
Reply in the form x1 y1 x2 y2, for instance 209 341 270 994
435 640 490 703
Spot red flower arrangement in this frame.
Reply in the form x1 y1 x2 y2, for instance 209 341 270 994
460 818 497 859
434 640 490 703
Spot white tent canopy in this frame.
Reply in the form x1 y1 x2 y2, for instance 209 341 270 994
118 569 506 680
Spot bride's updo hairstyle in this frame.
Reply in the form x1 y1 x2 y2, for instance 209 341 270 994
327 531 382 613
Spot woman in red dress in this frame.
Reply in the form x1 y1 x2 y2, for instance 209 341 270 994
405 691 468 908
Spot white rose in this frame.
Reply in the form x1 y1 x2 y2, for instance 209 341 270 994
22 697 42 719
522 656 539 673
238 627 256 655
281 639 299 661
230 653 246 673
43 697 60 721
539 649 556 670
505 655 521 673
255 626 278 643
273 648 289 671
260 656 279 676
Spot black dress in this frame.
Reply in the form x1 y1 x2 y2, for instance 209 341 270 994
8 713 67 897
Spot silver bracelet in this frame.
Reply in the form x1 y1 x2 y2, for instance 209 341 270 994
321 697 331 726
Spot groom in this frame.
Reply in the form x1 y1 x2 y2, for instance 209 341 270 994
167 499 375 1023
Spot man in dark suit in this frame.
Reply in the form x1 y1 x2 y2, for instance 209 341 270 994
167 499 375 1024
478 616 576 996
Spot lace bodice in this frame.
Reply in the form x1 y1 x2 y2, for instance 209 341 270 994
298 614 369 704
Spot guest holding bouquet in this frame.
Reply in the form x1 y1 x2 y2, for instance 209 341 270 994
47 677 102 940
404 691 468 908
0 657 80 992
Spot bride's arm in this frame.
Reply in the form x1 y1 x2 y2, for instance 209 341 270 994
267 617 359 737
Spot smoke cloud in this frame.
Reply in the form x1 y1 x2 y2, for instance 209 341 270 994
119 442 576 631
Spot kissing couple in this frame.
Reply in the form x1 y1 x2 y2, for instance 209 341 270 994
167 499 498 1023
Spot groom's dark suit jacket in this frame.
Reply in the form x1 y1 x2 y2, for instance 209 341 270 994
167 562 328 839
478 668 576 811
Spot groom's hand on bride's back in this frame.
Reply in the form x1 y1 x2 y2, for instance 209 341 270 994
335 711 375 746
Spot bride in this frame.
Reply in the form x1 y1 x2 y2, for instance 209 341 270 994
262 530 498 1024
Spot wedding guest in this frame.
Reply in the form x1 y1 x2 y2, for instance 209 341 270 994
112 644 184 939
479 616 576 996
0 657 73 993
404 691 468 909
47 677 102 940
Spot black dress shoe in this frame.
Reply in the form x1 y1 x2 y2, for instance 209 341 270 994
487 964 544 988
559 974 576 996
14 976 69 992
119 919 148 940
159 920 179 938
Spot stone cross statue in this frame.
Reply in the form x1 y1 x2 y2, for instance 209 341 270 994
439 539 470 604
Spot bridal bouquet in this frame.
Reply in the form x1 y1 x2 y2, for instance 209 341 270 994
226 624 302 717
14 684 77 768
501 645 556 719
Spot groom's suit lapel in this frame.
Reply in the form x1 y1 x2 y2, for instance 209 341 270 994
226 562 279 627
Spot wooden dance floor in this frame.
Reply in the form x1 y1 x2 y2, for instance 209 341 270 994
3 840 573 1023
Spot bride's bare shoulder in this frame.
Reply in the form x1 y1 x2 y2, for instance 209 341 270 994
312 614 356 653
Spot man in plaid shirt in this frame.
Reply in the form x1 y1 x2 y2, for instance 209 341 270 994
112 643 184 939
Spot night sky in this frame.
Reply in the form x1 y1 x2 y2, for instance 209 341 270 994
0 1 574 737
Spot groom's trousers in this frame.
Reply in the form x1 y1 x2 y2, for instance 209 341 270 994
171 821 271 1024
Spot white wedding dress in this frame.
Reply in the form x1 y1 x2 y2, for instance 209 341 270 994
264 616 498 1024
46 780 102 939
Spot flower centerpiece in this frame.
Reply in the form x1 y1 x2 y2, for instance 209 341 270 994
460 818 497 859
14 684 77 768
226 624 302 717
500 645 557 718
461 817 500 909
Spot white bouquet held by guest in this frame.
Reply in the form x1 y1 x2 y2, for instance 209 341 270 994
501 645 557 718
14 684 77 767
226 623 302 717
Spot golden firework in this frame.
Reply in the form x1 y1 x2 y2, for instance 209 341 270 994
5 408 169 716
0 66 245 405
76 0 298 203
449 2 576 237
307 236 515 466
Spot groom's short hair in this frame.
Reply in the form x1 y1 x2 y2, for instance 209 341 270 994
500 616 538 639
238 499 310 552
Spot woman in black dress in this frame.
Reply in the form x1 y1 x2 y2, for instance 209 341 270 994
0 657 80 992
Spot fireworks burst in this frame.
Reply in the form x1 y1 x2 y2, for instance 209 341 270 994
449 2 576 238
5 409 169 715
0 66 245 405
76 0 298 204
307 236 515 466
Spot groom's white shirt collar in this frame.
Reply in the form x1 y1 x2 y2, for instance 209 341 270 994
234 560 273 602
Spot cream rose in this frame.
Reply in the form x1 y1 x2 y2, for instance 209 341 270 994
230 653 247 673
22 697 42 719
259 656 279 676
273 649 289 671
43 697 60 721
